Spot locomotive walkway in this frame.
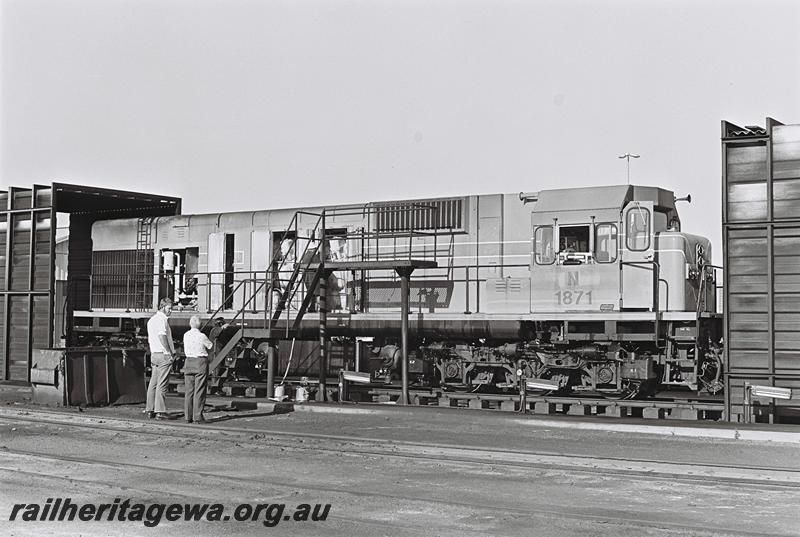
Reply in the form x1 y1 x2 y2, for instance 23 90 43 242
2 392 800 536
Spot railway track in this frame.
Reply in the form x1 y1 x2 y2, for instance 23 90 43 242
0 407 797 489
0 450 506 537
215 380 726 420
0 432 791 537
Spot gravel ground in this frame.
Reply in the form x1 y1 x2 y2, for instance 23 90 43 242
0 396 799 536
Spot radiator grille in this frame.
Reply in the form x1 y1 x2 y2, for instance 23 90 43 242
375 198 464 232
91 249 154 309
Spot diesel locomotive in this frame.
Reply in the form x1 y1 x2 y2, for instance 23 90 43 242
73 183 723 399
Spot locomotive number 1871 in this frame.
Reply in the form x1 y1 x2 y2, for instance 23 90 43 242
554 289 592 305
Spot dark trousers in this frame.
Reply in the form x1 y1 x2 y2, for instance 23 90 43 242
184 356 208 421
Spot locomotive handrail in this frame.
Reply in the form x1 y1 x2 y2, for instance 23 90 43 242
87 258 532 316
699 263 722 314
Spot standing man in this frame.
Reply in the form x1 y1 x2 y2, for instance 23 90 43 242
183 315 213 423
145 298 175 419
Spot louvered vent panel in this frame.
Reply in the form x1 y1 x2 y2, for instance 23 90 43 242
375 198 464 232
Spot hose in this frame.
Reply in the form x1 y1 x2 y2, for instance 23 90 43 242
281 338 295 385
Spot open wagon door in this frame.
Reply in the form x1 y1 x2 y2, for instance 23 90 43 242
621 201 655 310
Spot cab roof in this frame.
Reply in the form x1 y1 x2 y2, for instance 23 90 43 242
531 184 676 214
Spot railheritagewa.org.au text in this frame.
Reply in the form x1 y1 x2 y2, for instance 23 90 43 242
8 498 331 528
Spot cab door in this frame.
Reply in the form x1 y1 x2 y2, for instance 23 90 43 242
207 232 225 310
250 230 271 310
621 201 655 310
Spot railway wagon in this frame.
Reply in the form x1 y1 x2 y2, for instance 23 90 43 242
0 183 182 387
723 118 800 423
72 183 722 400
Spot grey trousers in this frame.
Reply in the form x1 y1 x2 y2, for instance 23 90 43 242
184 357 209 421
146 352 172 413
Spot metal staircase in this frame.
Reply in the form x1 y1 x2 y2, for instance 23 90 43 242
195 205 443 404
200 204 455 382
205 211 327 375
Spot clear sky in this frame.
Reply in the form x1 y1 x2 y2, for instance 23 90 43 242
2 0 800 263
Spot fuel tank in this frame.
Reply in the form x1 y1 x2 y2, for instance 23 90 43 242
274 314 535 340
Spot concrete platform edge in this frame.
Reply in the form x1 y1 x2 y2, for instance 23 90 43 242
511 418 800 444
223 399 800 444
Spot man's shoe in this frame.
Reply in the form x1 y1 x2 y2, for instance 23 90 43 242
186 419 193 424
146 411 156 419
195 417 207 424
155 413 168 420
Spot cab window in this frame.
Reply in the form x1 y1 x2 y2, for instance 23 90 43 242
559 225 590 254
534 226 555 265
626 207 650 251
557 225 592 265
595 224 618 262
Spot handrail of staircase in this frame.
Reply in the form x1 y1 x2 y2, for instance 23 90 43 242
202 208 327 337
271 236 325 322
268 209 325 292
201 277 257 330
226 278 269 328
260 209 327 333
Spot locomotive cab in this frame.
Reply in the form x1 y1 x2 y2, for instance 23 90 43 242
524 185 720 397
530 185 712 314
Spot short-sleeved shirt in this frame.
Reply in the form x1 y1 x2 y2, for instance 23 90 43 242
183 328 213 358
147 311 174 354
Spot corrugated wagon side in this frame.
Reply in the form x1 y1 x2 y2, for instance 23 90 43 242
723 117 800 423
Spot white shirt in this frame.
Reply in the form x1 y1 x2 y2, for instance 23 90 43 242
147 311 175 354
183 328 213 358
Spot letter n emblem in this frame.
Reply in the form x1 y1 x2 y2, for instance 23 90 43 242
567 272 580 287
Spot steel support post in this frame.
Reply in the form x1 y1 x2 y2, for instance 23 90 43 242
350 270 357 313
397 267 414 405
104 352 111 405
317 270 328 401
518 360 527 414
743 382 751 424
83 354 91 405
266 344 276 399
